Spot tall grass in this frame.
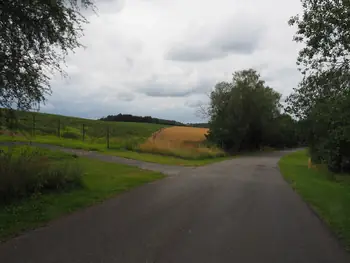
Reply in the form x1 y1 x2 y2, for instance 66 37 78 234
139 140 225 159
139 126 226 159
0 146 83 204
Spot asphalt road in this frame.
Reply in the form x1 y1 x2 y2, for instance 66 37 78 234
0 148 349 263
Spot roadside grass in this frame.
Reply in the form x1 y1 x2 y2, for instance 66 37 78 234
108 150 233 166
278 150 350 250
0 145 84 204
0 135 233 166
0 145 164 241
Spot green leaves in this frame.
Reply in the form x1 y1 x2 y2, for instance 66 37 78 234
0 0 94 110
287 0 350 173
289 0 350 74
207 69 295 152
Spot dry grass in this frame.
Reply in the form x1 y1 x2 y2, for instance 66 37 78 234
139 126 225 159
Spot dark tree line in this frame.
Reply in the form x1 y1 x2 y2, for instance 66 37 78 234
100 114 186 126
187 123 209 128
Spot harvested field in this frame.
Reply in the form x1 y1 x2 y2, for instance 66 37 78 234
139 126 225 159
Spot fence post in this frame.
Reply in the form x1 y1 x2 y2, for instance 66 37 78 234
58 119 61 137
106 126 110 149
82 124 85 141
32 114 36 137
0 108 2 129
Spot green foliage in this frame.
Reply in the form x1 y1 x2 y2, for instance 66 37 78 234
0 0 94 110
0 152 164 241
279 150 350 250
288 0 350 75
0 146 83 204
287 0 350 173
61 126 81 140
206 69 301 152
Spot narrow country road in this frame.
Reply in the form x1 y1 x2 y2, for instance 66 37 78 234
0 146 349 263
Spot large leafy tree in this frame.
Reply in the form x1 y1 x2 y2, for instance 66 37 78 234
206 69 282 152
0 0 94 110
286 0 350 117
287 0 350 172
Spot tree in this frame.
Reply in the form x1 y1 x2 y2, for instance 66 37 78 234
289 0 350 74
206 69 282 152
0 0 94 111
287 0 350 172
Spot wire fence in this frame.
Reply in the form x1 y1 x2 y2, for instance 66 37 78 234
0 110 117 149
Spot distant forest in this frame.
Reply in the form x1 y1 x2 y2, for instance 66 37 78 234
187 123 209 128
100 114 209 127
100 114 187 126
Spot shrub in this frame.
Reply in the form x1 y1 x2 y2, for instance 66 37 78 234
44 162 84 191
60 126 81 139
0 146 83 204
61 131 80 139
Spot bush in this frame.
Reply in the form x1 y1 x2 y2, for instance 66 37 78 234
60 126 81 139
0 146 83 204
61 131 80 139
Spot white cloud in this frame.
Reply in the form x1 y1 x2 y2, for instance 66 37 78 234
45 0 303 123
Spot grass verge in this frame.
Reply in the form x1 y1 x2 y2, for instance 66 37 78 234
278 150 350 250
0 146 164 241
0 135 233 166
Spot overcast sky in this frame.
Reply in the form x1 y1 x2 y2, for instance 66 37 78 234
43 0 303 123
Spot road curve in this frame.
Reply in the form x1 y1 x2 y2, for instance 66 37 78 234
0 148 349 263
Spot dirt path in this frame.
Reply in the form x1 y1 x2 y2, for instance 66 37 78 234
0 145 349 263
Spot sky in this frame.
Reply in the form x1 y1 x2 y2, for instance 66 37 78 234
42 0 303 123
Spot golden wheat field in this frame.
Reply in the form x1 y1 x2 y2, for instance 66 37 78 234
139 126 225 159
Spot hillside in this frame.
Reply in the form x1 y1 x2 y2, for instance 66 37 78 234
0 109 228 165
0 109 167 150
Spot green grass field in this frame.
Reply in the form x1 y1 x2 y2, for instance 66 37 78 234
1 109 166 149
0 145 164 241
278 150 350 250
0 110 232 166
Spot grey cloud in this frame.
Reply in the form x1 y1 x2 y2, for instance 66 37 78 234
167 47 225 62
142 87 193 97
118 92 135 101
166 17 265 62
261 67 302 96
43 96 203 123
125 57 134 69
185 100 203 108
214 35 259 55
134 77 215 98
263 67 301 84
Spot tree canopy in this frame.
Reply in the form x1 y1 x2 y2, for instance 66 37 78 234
287 0 350 173
206 69 302 152
0 0 94 110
